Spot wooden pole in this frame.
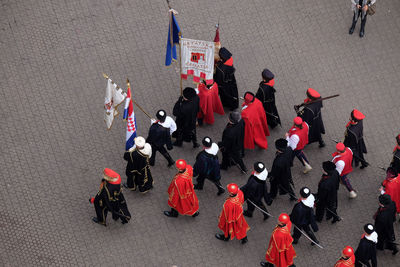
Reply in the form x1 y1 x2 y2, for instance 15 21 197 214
179 32 183 96
126 79 153 119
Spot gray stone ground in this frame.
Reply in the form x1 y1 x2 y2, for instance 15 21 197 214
1 0 400 266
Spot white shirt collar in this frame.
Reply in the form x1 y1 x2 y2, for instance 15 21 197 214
205 143 219 155
301 194 315 208
254 169 268 181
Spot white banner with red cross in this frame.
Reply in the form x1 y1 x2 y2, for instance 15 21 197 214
180 38 214 84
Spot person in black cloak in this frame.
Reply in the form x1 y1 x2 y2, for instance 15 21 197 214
269 138 296 201
218 111 247 173
354 223 378 267
374 194 398 255
240 162 273 221
343 109 368 168
299 88 325 147
255 68 281 129
315 161 341 224
193 136 225 195
172 87 200 148
213 47 239 110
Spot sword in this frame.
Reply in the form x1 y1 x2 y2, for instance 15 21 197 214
247 199 274 217
330 139 386 171
292 224 324 249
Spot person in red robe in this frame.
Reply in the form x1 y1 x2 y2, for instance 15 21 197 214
261 213 296 267
380 167 400 214
334 246 355 267
164 159 200 218
241 92 270 150
215 183 250 244
197 81 224 125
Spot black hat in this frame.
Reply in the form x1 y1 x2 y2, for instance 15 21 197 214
229 111 241 124
379 194 391 206
322 161 336 173
254 162 265 173
156 109 166 122
202 136 212 148
219 47 232 61
275 138 288 151
363 223 374 235
300 187 311 198
262 68 274 81
183 87 196 100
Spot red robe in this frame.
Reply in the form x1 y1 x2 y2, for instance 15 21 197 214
197 83 224 125
241 98 270 149
167 165 199 215
334 256 355 267
265 222 296 267
382 174 400 213
218 190 250 240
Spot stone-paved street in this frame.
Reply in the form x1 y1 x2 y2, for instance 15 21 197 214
1 0 400 266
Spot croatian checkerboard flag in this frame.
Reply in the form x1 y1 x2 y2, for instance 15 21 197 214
123 82 137 151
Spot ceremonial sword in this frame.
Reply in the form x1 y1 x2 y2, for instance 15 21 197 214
246 199 274 217
291 224 324 249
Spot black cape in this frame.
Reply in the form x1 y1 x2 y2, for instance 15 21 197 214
219 120 245 155
354 236 377 267
290 201 318 231
344 121 367 157
147 123 172 149
214 62 239 110
193 150 221 181
374 201 397 243
300 101 325 143
255 82 281 128
123 150 153 192
269 147 294 197
390 149 400 175
240 175 271 205
173 95 199 141
315 170 340 220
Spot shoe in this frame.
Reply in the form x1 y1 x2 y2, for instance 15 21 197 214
123 183 136 191
240 236 248 244
359 30 364 38
290 195 297 202
193 143 200 148
164 211 178 218
303 163 312 174
319 141 325 148
215 233 229 241
243 210 253 218
92 217 106 226
292 239 298 245
260 262 268 267
194 184 203 190
192 211 200 218
263 214 270 221
332 217 342 224
217 188 225 196
349 190 357 199
349 26 355 34
360 165 367 169
392 247 399 255
172 141 182 147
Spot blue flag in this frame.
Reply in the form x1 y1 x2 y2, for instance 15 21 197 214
165 12 180 66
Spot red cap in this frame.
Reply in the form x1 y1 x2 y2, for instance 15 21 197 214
352 109 365 121
306 88 320 99
90 197 95 204
176 159 187 170
103 168 121 184
213 26 220 43
244 92 254 104
342 246 354 257
227 183 239 195
336 142 345 152
278 213 290 224
293 116 303 126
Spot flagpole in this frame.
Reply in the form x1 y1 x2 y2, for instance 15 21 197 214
179 32 183 96
126 79 153 120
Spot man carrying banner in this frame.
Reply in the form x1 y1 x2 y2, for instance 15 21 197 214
241 92 270 150
147 109 175 167
173 87 200 148
123 136 153 193
255 68 281 129
214 47 239 110
90 168 131 226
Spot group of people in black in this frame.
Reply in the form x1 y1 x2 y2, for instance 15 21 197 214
89 46 400 267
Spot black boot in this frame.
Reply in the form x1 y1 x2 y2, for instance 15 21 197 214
193 184 203 190
243 210 253 218
164 208 179 218
192 211 200 217
215 181 225 196
332 216 341 224
360 16 367 37
318 139 325 148
240 236 248 244
92 217 106 226
215 233 229 241
307 231 319 246
163 153 175 167
349 13 357 34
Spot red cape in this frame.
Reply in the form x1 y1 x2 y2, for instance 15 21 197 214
218 190 250 240
383 174 400 213
265 222 296 267
241 98 270 149
197 83 224 125
167 165 199 215
334 256 355 267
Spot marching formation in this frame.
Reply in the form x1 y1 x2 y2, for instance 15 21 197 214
94 7 396 266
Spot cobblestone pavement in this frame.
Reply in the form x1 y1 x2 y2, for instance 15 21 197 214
1 0 400 266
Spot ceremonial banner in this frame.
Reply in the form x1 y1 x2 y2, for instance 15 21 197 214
165 10 181 66
181 38 214 84
104 78 126 130
123 83 137 151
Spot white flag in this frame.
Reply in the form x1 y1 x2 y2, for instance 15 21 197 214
104 79 126 129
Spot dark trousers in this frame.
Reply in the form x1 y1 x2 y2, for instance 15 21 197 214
292 149 309 166
315 199 339 221
196 174 223 191
221 151 247 172
246 199 269 218
340 174 354 192
94 200 108 225
292 224 318 243
175 127 197 146
270 179 295 199
351 10 367 31
352 149 367 167
149 144 173 166
377 235 397 252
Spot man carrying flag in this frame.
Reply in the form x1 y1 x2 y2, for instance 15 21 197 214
124 80 137 151
165 8 181 66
